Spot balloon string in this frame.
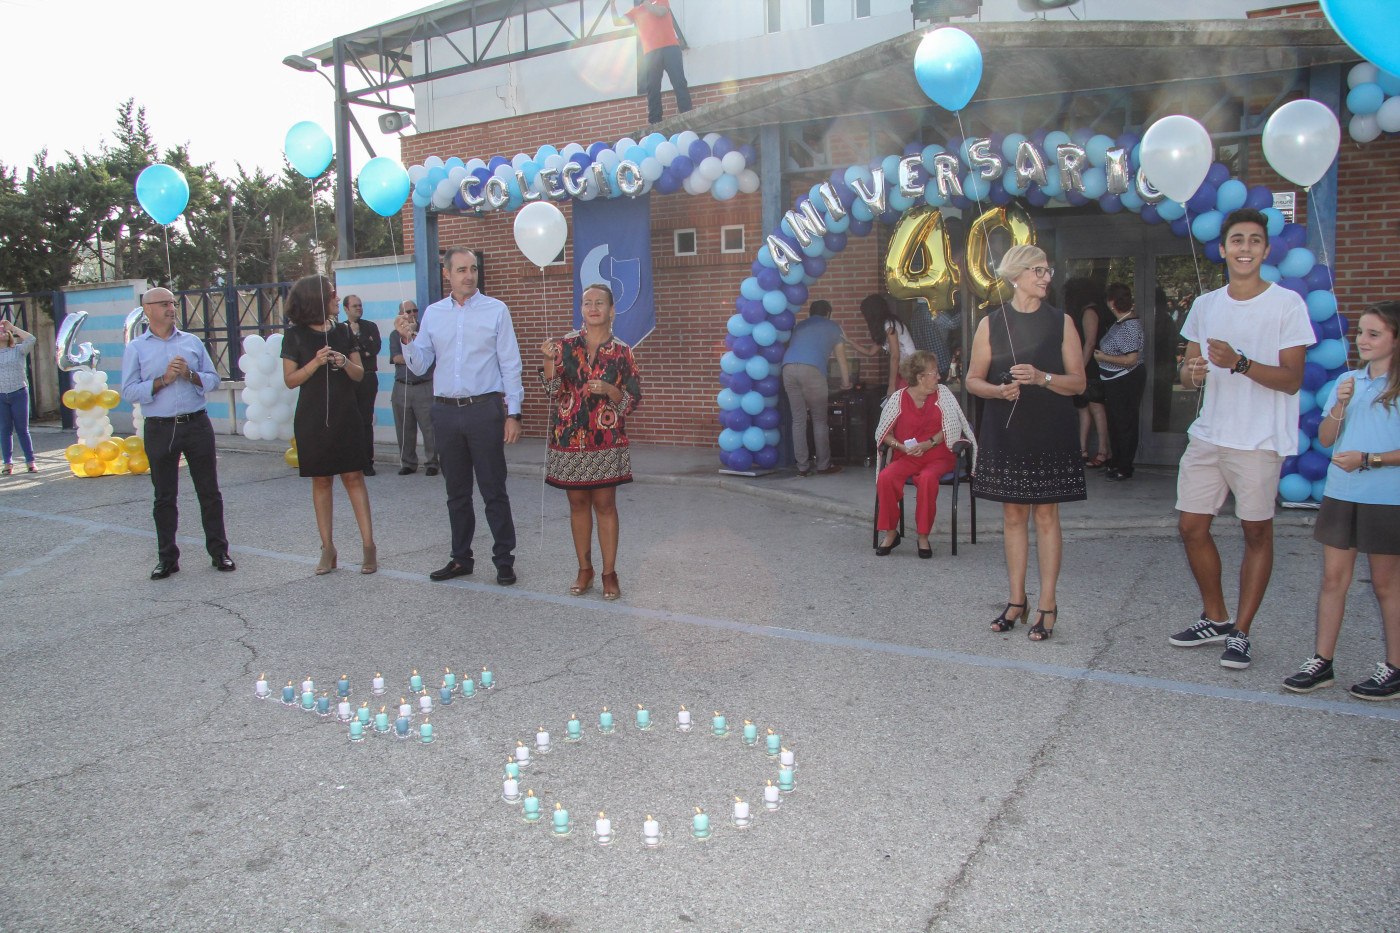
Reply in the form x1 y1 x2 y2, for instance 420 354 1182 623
308 189 331 428
1181 201 1208 421
1306 185 1347 449
162 225 173 286
540 264 550 553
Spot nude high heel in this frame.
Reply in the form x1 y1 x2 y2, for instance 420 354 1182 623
360 544 377 574
316 545 337 575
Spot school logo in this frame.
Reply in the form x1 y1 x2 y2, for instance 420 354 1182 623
572 195 655 346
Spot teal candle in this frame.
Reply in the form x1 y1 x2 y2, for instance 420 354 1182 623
443 670 456 690
349 720 363 740
636 707 650 728
766 732 781 754
567 718 581 738
300 690 314 710
692 810 710 837
375 711 389 731
439 685 452 706
357 705 370 724
552 806 569 832
281 684 294 703
778 766 794 790
600 709 613 730
712 714 727 735
315 695 330 714
336 676 349 697
523 794 540 817
505 761 520 779
409 671 423 692
420 721 433 741
743 722 758 742
395 716 409 736
481 669 493 688
462 679 475 697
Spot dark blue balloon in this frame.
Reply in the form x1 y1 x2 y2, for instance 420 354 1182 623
1304 264 1334 291
903 141 923 156
772 310 796 331
1187 185 1217 214
1100 193 1123 213
655 171 681 194
724 410 752 431
751 259 768 278
1336 314 1350 336
453 190 468 209
755 407 781 430
1279 277 1308 296
1170 217 1190 237
753 445 780 469
713 136 734 158
1301 408 1324 439
848 218 873 237
732 335 758 359
824 232 848 252
754 375 781 396
1204 239 1223 264
1205 162 1231 186
1314 315 1344 340
1280 454 1299 476
488 156 509 172
587 142 609 158
804 256 826 277
867 156 884 172
950 194 972 210
717 372 732 390
1266 240 1287 265
990 131 1007 151
832 181 856 209
671 155 693 177
726 448 754 471
729 372 753 395
1297 449 1329 481
782 283 808 305
1244 185 1273 210
775 231 800 252
688 140 710 162
1281 223 1307 250
741 302 767 325
738 145 757 167
878 208 901 225
1071 126 1094 145
1026 186 1049 207
1302 361 1327 392
759 342 786 364
989 186 1012 206
1141 203 1161 224
757 267 783 291
1065 190 1088 206
946 136 964 157
1326 365 1349 380
1030 128 1049 148
724 334 736 350
1115 132 1140 151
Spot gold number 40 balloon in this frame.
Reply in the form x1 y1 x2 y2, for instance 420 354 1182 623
885 202 1037 312
964 202 1036 307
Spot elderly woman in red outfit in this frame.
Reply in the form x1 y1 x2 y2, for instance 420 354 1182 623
873 350 977 558
540 283 643 600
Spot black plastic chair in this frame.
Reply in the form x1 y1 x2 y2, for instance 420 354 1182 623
871 439 977 556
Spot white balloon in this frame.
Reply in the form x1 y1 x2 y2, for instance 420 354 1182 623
94 371 108 386
1376 96 1400 134
639 157 663 182
1262 98 1340 188
655 141 678 166
240 387 258 405
245 403 266 423
465 158 485 173
257 386 278 407
1349 112 1382 143
260 418 278 438
560 143 584 159
615 137 638 153
702 132 721 145
676 130 699 149
1348 62 1380 88
408 165 427 184
512 201 568 269
598 149 620 172
738 169 761 194
242 334 266 354
689 169 714 194
272 403 293 424
721 151 746 175
423 156 444 169
276 421 294 441
511 152 530 169
265 333 283 354
242 420 262 441
1139 114 1213 204
494 164 514 180
544 154 565 172
698 156 724 181
681 174 697 196
236 352 254 374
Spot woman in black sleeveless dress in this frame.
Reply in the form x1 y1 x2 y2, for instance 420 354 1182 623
967 245 1086 641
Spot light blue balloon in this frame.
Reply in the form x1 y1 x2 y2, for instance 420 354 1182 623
764 429 782 447
1346 82 1385 115
740 390 766 415
744 357 770 381
844 165 874 189
924 186 948 207
717 388 741 410
1043 130 1072 152
1317 379 1338 409
764 394 780 408
1279 247 1317 279
850 199 874 222
411 190 431 209
962 173 990 201
521 160 541 183
780 264 806 285
358 157 412 217
444 157 465 171
1001 133 1027 162
1279 473 1312 502
762 290 788 314
1191 210 1223 242
426 166 448 186
1312 435 1334 456
727 314 754 337
1262 207 1286 236
913 27 983 111
1081 166 1108 199
284 121 334 179
718 428 743 451
1377 69 1400 96
1002 172 1026 195
742 425 766 451
1311 478 1328 502
1309 338 1347 370
1086 134 1115 167
134 164 189 225
1306 289 1339 321
1119 187 1145 212
1155 200 1185 222
803 275 819 286
757 245 777 268
1260 264 1282 282
801 238 825 258
752 321 777 346
921 144 946 168
625 145 649 163
1298 388 1317 413
1215 179 1248 213
881 155 902 180
1040 165 1064 198
720 352 745 375
889 190 915 212
740 277 764 300
825 213 851 233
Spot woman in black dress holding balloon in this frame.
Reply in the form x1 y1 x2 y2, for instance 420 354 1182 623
966 245 1086 641
281 274 377 575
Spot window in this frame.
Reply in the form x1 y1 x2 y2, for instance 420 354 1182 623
765 0 780 32
720 226 746 254
674 229 697 256
810 0 825 25
856 0 870 15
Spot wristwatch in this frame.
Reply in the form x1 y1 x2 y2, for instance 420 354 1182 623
508 413 522 422
1044 372 1053 386
1370 452 1384 470
1232 353 1252 375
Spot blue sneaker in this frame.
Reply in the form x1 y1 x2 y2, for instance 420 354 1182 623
1220 631 1252 670
1169 613 1233 647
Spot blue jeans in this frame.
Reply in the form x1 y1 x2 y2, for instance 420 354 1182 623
0 387 34 464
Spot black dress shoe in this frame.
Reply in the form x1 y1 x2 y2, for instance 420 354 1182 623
398 466 416 475
363 464 377 476
212 555 236 572
496 565 517 586
429 560 473 581
425 466 439 476
151 561 180 580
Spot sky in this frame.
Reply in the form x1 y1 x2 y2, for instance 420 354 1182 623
1 0 430 178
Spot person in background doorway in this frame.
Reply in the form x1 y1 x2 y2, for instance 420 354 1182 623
0 319 37 474
389 299 438 477
611 0 692 125
860 293 914 400
342 294 382 476
781 300 853 477
1095 282 1146 481
1064 277 1111 469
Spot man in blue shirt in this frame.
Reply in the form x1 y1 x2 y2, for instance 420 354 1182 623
119 287 234 579
781 300 852 476
395 247 523 585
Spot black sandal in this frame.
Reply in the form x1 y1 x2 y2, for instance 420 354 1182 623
1028 608 1057 641
991 600 1027 632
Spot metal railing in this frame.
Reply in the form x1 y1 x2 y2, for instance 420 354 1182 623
175 283 293 380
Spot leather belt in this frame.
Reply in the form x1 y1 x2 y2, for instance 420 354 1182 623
434 392 501 407
146 410 207 424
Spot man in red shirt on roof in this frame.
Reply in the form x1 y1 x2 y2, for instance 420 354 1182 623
611 0 693 125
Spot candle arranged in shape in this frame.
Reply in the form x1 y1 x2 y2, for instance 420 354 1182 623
337 699 351 721
420 719 433 743
523 790 540 820
566 715 581 740
678 706 691 730
595 812 612 844
439 683 452 706
349 719 364 741
733 797 751 825
281 682 295 703
766 729 781 755
462 678 475 698
515 742 530 766
443 668 456 691
636 705 650 729
399 699 412 718
375 707 389 732
643 815 660 846
780 747 795 769
357 703 370 724
599 707 614 733
300 690 315 710
778 766 794 791
337 675 349 698
552 803 570 835
743 720 758 745
395 715 409 737
409 670 423 693
371 673 385 695
315 693 330 715
536 727 550 752
692 807 710 839
505 757 520 780
503 777 519 801
481 667 493 688
712 712 727 736
764 780 780 809
419 694 432 714
255 675 269 698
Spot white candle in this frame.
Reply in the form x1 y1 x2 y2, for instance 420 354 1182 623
398 701 412 718
595 813 611 838
734 799 750 820
678 708 691 726
764 784 780 804
503 778 518 798
337 700 351 719
780 748 795 768
255 676 269 697
515 744 530 765
419 695 432 713
301 678 314 695
643 816 659 841
372 674 385 692
536 730 550 749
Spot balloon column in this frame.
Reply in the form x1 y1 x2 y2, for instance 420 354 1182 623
60 371 146 478
407 130 760 214
1342 61 1400 143
237 335 297 461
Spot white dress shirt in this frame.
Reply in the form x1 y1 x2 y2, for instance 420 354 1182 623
402 290 523 415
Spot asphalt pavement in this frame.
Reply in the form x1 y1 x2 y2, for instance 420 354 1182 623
0 427 1393 933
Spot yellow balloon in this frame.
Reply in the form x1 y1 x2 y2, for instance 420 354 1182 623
124 436 145 453
64 444 89 463
284 448 299 468
104 457 128 475
73 390 95 410
70 462 86 477
95 440 121 462
964 202 1037 307
62 389 81 409
884 204 961 312
82 458 105 478
128 453 150 474
97 389 121 409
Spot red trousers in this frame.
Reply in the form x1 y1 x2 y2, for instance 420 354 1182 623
877 447 958 535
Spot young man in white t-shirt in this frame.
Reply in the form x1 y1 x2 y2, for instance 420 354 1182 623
1168 208 1316 669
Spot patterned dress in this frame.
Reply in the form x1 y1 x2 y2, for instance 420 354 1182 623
542 333 642 489
971 302 1086 504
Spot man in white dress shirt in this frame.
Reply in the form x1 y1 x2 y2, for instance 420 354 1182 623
395 247 523 585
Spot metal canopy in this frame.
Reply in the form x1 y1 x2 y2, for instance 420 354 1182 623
653 19 1358 137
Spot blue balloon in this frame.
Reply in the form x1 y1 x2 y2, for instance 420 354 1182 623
742 425 766 452
744 356 770 381
1081 167 1108 199
284 122 334 179
725 448 753 472
762 290 788 315
1299 387 1318 413
1086 134 1115 166
720 351 745 375
725 409 752 431
358 157 411 217
1304 264 1335 292
1260 264 1282 283
1204 239 1223 264
1205 162 1231 187
729 372 753 395
740 301 767 325
740 391 766 416
712 174 739 201
752 322 778 346
1156 200 1185 222
1187 184 1218 214
1170 217 1190 238
716 388 741 410
1215 179 1248 213
1261 208 1286 236
771 310 796 331
1279 472 1312 502
1301 408 1324 439
1282 454 1299 476
1308 338 1347 370
1346 82 1385 115
727 314 754 337
1279 276 1309 296
688 140 710 163
1303 361 1328 392
1306 290 1339 323
732 335 758 359
718 428 744 451
754 375 781 397
780 264 806 286
1141 202 1161 223
759 342 786 364
1281 222 1308 250
1191 210 1223 242
755 407 781 430
134 164 190 225
913 27 983 111
1312 435 1334 456
426 166 448 186
1245 185 1274 210
671 155 694 177
1311 478 1328 501
753 445 780 469
1279 247 1316 279
1296 450 1330 482
804 256 826 277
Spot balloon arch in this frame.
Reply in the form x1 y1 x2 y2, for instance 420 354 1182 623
714 131 1346 503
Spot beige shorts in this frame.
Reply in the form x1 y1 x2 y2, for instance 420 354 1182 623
1175 438 1284 522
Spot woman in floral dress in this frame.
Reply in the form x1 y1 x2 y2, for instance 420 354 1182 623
539 283 643 600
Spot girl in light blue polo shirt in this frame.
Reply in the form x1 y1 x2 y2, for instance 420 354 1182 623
1285 301 1400 700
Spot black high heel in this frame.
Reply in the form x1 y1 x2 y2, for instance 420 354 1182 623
1028 608 1057 641
991 600 1027 632
874 532 902 556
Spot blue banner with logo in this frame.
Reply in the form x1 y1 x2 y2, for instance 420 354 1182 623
572 194 654 347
